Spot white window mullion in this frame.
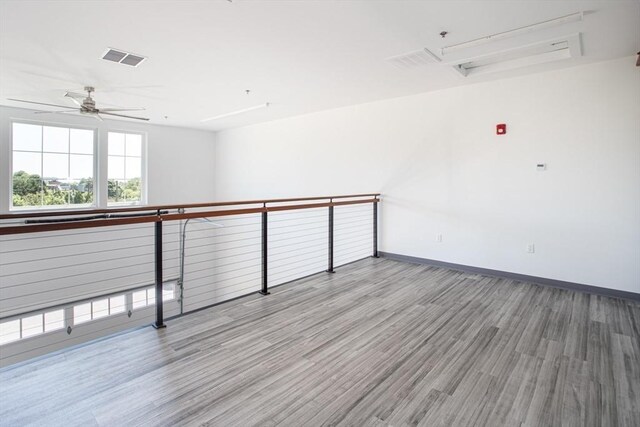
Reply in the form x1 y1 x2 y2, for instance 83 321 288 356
67 129 71 205
40 127 44 207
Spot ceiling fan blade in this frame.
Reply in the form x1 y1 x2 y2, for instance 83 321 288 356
7 98 79 109
100 111 150 121
64 92 85 105
65 95 83 107
33 110 80 114
99 107 146 112
65 91 86 99
17 70 81 86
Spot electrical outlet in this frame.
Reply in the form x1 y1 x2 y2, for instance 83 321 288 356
527 244 535 253
436 234 443 243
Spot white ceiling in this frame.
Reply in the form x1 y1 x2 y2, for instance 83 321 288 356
1 1 638 131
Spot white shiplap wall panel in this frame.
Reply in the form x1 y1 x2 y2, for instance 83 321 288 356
0 221 181 367
0 222 181 318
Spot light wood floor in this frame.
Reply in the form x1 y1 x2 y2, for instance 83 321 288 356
1 258 638 426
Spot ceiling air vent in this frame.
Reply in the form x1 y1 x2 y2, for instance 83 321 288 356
102 49 127 63
102 48 146 67
386 48 441 69
119 54 145 67
452 33 582 77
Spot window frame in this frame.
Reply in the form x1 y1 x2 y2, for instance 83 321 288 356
106 129 148 207
9 119 99 212
6 119 149 213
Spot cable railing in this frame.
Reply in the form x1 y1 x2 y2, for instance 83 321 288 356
0 193 380 366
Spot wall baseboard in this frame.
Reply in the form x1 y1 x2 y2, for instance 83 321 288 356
378 252 640 302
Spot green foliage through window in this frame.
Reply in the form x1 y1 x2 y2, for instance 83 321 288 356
108 178 141 204
12 171 93 208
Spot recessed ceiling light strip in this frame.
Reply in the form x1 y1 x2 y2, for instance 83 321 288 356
451 33 582 77
441 12 583 56
201 103 270 122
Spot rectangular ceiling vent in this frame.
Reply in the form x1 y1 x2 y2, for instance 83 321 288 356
102 48 146 67
452 33 582 77
386 48 441 69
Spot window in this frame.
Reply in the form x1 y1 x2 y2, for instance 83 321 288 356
132 283 176 310
108 131 144 205
0 320 20 345
73 294 127 325
110 295 126 315
0 309 64 345
8 122 147 211
11 122 95 209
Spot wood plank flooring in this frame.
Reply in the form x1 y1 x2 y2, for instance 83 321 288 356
0 258 638 426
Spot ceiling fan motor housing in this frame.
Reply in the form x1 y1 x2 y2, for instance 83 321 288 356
83 97 96 110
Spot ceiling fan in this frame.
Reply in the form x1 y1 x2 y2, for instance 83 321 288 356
7 86 149 121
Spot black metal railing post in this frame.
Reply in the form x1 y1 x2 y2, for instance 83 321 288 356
153 216 166 329
373 199 379 258
327 202 335 273
260 207 270 295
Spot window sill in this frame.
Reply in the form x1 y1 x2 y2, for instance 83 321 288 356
8 204 96 214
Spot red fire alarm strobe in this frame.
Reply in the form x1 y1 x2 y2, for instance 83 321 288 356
496 124 506 135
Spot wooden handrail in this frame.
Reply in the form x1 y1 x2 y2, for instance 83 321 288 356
0 215 157 236
0 197 380 236
0 193 380 220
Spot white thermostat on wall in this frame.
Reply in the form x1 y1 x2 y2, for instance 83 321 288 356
536 163 547 171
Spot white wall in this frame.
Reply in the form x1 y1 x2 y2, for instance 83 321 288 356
214 56 640 294
0 105 216 211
